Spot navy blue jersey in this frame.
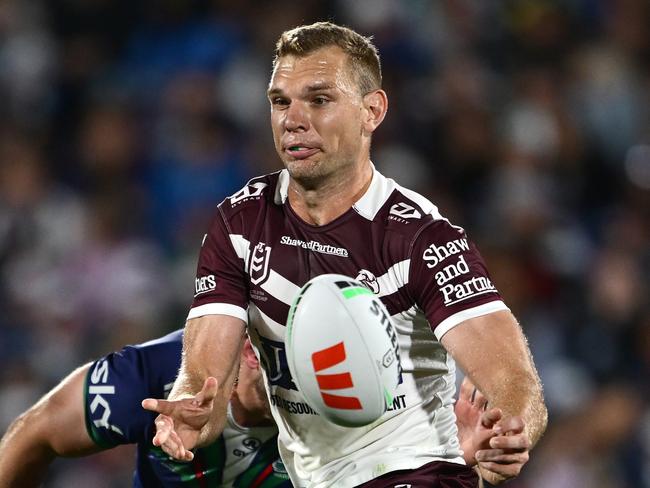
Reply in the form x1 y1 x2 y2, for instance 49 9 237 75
84 329 291 487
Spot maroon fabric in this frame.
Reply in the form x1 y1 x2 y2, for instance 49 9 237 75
191 171 502 335
407 219 502 332
354 460 479 488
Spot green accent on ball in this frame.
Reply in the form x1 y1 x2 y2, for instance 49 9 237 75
286 295 300 344
383 387 393 407
342 287 373 299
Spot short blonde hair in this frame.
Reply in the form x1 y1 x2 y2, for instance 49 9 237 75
273 21 382 95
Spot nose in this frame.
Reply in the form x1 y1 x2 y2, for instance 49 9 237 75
283 101 309 132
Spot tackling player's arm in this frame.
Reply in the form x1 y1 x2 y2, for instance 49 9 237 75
442 310 548 484
0 364 100 487
142 314 245 461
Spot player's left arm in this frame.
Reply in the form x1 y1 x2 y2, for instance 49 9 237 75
442 310 547 484
0 364 101 487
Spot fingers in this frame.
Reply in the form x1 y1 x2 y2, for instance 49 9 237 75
475 431 530 483
480 407 502 429
478 458 526 479
476 447 529 464
193 377 218 407
162 429 195 462
152 415 194 461
489 432 530 450
152 415 173 447
142 398 175 416
493 415 525 435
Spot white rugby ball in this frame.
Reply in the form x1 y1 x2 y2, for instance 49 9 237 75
286 273 402 427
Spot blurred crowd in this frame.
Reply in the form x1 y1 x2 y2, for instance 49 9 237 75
0 1 648 486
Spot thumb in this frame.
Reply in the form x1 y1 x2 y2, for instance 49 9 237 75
480 407 502 429
193 377 219 406
142 398 176 415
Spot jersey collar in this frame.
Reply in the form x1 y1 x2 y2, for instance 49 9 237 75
274 163 391 222
352 163 392 221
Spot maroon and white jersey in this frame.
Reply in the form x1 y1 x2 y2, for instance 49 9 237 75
189 167 509 488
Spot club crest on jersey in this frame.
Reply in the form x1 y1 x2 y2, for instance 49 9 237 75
389 202 421 221
356 269 380 294
230 182 268 206
250 242 272 285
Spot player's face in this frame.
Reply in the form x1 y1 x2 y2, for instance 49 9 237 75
268 47 367 186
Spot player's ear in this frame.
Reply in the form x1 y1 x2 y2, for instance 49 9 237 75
242 338 259 369
361 89 388 135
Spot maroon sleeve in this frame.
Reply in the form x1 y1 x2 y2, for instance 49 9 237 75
407 219 507 338
188 208 249 322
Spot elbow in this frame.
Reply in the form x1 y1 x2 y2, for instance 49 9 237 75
528 384 548 447
538 396 549 437
1 407 56 460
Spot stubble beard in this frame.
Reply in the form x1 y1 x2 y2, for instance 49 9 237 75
285 158 327 189
284 154 357 192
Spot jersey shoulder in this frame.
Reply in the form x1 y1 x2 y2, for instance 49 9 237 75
217 171 284 222
372 175 457 241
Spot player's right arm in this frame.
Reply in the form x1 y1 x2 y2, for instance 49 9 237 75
143 314 246 461
0 364 100 487
142 200 251 461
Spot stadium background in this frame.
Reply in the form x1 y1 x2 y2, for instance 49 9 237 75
0 1 648 486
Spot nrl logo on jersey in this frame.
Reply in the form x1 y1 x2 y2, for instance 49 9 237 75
250 242 271 285
230 182 268 206
389 202 421 222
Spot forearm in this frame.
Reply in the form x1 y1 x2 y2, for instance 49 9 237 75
170 315 245 445
0 364 98 487
0 414 55 487
483 366 547 446
443 311 548 447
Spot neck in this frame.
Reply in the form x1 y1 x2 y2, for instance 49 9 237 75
287 161 373 226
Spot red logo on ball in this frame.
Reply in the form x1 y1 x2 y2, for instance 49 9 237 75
311 342 362 410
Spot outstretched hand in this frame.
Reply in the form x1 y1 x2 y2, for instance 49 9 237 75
455 377 530 485
142 377 219 462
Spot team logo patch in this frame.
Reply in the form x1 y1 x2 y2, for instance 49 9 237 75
389 202 421 220
250 242 271 285
356 269 380 294
230 182 267 206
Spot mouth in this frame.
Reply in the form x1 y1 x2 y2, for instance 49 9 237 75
284 145 320 160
